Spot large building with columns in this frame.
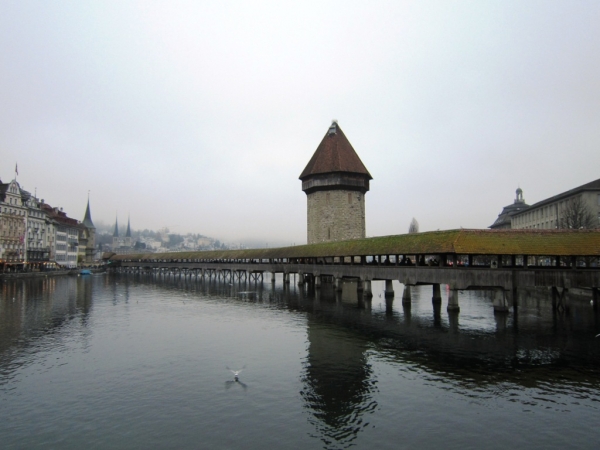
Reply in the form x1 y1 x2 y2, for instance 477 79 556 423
300 121 372 244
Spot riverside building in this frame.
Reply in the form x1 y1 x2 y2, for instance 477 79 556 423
0 179 27 264
490 178 600 230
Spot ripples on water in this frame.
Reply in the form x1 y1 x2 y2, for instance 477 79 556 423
1 274 600 449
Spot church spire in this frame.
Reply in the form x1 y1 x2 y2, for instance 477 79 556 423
113 216 119 237
82 197 95 229
125 215 131 238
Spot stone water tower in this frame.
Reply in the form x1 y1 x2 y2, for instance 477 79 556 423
300 121 372 244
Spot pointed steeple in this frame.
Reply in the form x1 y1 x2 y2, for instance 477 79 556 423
113 216 119 237
125 215 131 238
82 198 95 229
299 121 372 180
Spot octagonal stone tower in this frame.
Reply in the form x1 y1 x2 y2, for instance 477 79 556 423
300 121 372 244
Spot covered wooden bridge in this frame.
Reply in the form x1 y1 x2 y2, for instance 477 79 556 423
107 229 600 313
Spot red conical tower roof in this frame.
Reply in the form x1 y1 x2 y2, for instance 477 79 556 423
299 121 372 180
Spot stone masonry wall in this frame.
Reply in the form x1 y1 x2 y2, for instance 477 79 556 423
307 189 366 244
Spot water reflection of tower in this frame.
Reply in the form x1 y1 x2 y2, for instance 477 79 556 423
300 290 377 447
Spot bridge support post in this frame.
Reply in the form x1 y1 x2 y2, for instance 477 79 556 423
552 286 570 312
432 283 442 304
334 277 343 292
271 272 276 283
357 278 364 292
447 289 460 312
401 284 411 305
493 289 509 313
385 280 394 298
284 273 290 284
593 288 599 311
315 275 321 289
494 308 508 331
363 280 372 298
297 272 304 286
433 298 442 327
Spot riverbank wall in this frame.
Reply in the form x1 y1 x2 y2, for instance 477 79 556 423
0 270 76 280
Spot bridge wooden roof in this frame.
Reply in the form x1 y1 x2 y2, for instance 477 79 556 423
108 229 600 262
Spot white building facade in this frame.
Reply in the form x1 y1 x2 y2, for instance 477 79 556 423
511 179 600 230
0 179 27 265
23 193 52 266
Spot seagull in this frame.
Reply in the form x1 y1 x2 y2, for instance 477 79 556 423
226 365 246 381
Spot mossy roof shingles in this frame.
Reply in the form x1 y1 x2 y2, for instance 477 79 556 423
111 229 600 262
450 229 596 255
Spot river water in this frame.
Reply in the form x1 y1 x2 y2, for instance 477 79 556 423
1 273 599 449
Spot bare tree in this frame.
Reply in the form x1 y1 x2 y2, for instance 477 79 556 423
558 196 596 229
408 217 419 234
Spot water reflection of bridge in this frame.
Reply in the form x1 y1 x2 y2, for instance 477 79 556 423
118 272 600 447
135 272 599 371
3 274 599 448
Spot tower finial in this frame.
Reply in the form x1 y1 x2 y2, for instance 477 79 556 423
328 120 337 135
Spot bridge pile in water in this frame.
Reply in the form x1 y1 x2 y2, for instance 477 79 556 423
108 229 600 313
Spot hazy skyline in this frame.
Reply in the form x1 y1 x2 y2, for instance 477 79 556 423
2 1 599 245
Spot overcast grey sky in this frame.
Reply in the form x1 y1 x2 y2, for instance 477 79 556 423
1 0 599 245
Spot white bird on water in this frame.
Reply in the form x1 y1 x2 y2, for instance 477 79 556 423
227 365 246 381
